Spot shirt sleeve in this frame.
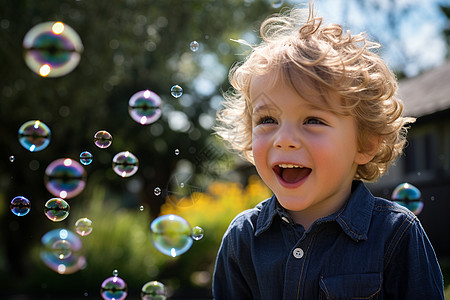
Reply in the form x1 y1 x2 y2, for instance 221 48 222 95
383 217 445 299
212 228 254 299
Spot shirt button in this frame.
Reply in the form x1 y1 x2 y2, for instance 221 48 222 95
293 248 304 259
281 216 290 223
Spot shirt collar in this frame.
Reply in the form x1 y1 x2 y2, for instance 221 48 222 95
254 181 374 241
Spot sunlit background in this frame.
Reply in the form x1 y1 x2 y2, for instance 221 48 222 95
1 0 450 299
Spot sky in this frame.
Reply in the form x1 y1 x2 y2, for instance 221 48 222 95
313 0 450 77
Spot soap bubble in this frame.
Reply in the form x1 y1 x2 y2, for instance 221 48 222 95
191 226 204 241
141 281 166 300
170 85 183 98
189 41 199 52
44 198 70 222
18 120 51 152
100 275 128 300
139 205 145 211
112 151 139 177
128 90 162 125
10 196 31 216
94 130 113 148
44 158 87 199
270 0 284 8
150 214 193 257
40 229 85 274
79 151 93 165
154 187 161 196
75 217 93 236
391 182 423 215
112 269 119 277
23 21 83 77
174 149 180 156
9 155 15 162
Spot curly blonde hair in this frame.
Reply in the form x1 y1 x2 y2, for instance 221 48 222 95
215 5 415 182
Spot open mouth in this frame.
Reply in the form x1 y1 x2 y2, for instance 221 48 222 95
273 163 312 184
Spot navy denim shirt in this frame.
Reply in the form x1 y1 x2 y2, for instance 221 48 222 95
213 181 444 299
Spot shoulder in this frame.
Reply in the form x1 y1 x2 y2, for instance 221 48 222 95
371 196 417 227
225 197 272 234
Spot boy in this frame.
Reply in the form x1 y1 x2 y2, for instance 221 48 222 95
212 4 444 299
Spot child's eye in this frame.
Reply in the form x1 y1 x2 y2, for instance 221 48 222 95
304 117 325 125
257 116 277 125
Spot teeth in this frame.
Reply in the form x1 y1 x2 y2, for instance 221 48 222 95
278 163 303 168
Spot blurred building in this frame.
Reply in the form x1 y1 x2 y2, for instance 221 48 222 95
368 61 450 258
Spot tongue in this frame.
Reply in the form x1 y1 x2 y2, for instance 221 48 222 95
281 168 311 183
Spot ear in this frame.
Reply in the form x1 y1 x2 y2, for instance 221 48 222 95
354 135 381 165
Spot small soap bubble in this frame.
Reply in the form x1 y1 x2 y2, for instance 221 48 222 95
44 198 70 222
174 149 180 156
23 21 83 77
141 281 166 300
270 0 284 8
9 155 15 162
18 120 51 152
79 151 93 165
189 40 199 52
100 275 127 300
150 214 193 257
154 187 161 196
10 196 31 216
391 182 423 215
112 151 139 177
139 205 145 211
191 226 204 241
170 85 183 98
180 182 184 188
112 269 119 277
41 229 85 274
128 90 162 125
44 158 87 199
75 217 93 236
94 130 112 148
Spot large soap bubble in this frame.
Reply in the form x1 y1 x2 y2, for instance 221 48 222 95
23 21 83 77
391 182 423 215
128 90 162 125
44 158 87 199
150 214 194 257
44 198 70 222
18 120 51 152
40 229 86 274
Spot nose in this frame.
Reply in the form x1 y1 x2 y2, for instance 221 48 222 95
274 125 301 149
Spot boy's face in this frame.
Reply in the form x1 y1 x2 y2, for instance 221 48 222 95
250 73 370 226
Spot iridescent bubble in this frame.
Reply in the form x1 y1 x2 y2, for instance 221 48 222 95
112 269 119 277
191 226 204 241
94 130 113 149
128 90 162 125
170 85 183 98
9 155 15 162
150 214 193 257
75 217 93 236
18 120 51 152
139 205 145 212
79 151 93 165
44 158 87 199
112 151 139 177
40 229 85 274
10 196 31 216
141 281 166 300
44 198 70 222
189 41 199 52
100 275 128 300
23 21 83 77
391 182 423 215
174 149 180 156
154 187 161 196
